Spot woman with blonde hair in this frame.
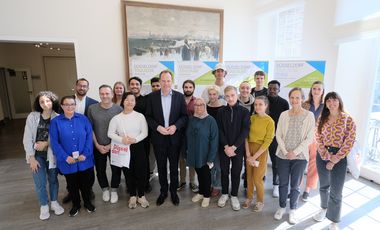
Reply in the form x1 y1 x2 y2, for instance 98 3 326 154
273 88 315 224
301 81 324 201
112 81 126 106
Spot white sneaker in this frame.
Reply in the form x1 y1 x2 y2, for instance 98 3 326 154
129 196 137 209
39 205 50 220
230 196 240 211
218 194 229 208
313 209 327 222
102 189 110 202
273 185 279 198
50 201 64 215
137 196 150 208
289 209 297 224
110 191 118 204
329 222 339 230
201 198 210 208
192 194 204 203
274 207 286 220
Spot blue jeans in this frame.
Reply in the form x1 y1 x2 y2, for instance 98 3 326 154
32 156 59 206
277 157 307 209
211 153 221 189
316 153 347 223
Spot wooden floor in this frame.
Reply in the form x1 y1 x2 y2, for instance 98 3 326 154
1 119 380 230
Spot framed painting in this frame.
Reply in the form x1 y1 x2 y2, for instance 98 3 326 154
123 1 224 77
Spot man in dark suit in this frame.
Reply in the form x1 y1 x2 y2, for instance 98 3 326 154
145 70 188 206
74 78 98 116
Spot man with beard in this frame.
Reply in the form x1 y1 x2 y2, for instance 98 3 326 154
178 80 198 193
267 80 289 198
128 76 152 193
74 78 98 116
62 78 98 204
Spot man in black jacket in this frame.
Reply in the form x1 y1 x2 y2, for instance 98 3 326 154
216 86 250 211
145 70 188 206
267 80 289 198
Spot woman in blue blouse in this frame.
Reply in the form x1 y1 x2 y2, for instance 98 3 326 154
50 95 95 217
186 98 219 208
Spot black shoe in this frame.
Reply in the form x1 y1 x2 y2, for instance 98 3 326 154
156 193 167 206
302 192 309 202
145 184 152 193
84 203 96 213
90 189 95 200
171 193 180 206
62 193 71 204
69 206 80 217
177 182 186 191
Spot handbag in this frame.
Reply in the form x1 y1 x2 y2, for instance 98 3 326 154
347 141 362 179
110 140 131 168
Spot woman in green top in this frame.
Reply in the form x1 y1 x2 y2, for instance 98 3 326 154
243 96 275 212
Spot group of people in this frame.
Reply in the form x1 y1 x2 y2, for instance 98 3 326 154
23 63 356 230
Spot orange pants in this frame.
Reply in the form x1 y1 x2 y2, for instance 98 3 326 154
305 141 318 189
246 142 268 202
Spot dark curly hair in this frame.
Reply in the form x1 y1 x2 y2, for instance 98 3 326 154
33 91 60 113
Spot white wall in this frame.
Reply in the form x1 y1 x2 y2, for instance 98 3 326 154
0 0 257 98
335 38 380 144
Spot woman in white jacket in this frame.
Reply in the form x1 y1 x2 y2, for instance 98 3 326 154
23 91 64 220
273 87 315 225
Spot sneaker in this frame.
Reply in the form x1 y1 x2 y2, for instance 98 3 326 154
137 196 150 208
218 194 229 208
302 191 309 202
192 194 204 202
253 202 264 212
273 185 279 198
201 198 210 208
329 222 340 230
50 201 64 215
289 209 297 224
190 183 199 193
129 196 137 209
69 206 80 217
177 182 186 191
102 189 110 202
110 191 118 204
242 199 252 209
39 205 50 220
84 203 96 213
313 209 327 222
274 207 286 220
231 196 240 211
211 188 220 197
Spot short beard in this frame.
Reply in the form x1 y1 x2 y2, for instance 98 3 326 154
184 91 194 97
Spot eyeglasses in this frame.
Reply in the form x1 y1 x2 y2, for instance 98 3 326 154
62 104 76 107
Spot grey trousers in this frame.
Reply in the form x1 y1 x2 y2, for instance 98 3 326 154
316 153 347 223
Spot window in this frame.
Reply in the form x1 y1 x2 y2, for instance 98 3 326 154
276 6 304 58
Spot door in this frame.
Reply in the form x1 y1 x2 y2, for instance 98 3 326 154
43 56 77 98
5 68 34 119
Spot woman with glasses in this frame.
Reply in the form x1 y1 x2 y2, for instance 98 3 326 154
50 95 95 217
23 91 64 220
186 98 219 208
